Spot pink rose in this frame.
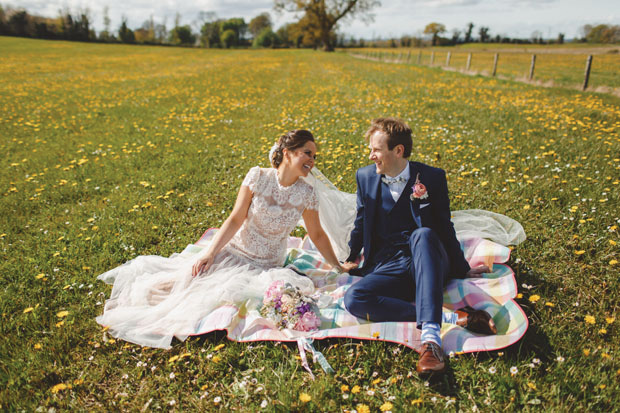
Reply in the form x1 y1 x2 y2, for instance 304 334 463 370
294 311 321 332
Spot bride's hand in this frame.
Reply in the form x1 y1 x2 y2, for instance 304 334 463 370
192 254 215 277
339 261 358 273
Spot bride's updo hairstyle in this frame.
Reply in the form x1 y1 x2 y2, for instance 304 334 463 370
270 129 315 168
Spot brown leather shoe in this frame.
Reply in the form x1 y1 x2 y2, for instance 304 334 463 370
416 342 446 377
455 306 498 335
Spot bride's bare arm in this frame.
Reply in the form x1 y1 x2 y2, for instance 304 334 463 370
302 208 356 274
192 185 253 277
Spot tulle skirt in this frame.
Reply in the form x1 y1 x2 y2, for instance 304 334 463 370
96 245 314 349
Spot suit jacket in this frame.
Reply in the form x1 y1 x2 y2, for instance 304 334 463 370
346 161 471 279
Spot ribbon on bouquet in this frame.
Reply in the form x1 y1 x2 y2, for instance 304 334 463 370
296 338 335 379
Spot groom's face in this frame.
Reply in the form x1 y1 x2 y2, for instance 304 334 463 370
369 131 400 176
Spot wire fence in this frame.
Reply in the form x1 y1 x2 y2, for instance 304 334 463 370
347 48 620 94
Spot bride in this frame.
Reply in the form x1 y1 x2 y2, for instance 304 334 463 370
97 130 356 349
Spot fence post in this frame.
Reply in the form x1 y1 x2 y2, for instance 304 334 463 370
492 53 499 76
528 54 536 81
430 51 435 65
466 53 472 71
446 52 451 67
583 55 593 91
417 50 422 64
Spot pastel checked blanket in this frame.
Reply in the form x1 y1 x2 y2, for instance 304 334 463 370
188 211 528 358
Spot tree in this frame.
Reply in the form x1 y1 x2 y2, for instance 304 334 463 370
478 26 490 43
249 12 271 38
464 22 474 43
220 17 247 46
583 24 620 43
221 29 236 48
201 19 221 47
274 0 380 52
253 27 279 48
557 33 564 44
118 17 135 43
169 25 196 45
423 22 445 46
276 23 294 47
451 29 461 45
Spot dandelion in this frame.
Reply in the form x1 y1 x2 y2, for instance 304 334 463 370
527 382 537 390
510 366 518 375
599 328 607 334
380 401 394 411
299 393 311 403
50 383 68 393
529 294 540 303
341 384 349 392
610 260 618 265
351 385 361 394
356 404 370 413
583 349 591 356
585 315 596 324
606 317 615 324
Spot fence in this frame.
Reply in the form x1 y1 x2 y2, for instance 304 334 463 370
348 49 619 92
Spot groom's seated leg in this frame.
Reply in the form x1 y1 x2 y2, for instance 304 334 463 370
344 255 417 322
408 227 449 328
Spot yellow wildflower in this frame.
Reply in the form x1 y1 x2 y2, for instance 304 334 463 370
585 315 596 324
380 401 394 411
299 393 311 403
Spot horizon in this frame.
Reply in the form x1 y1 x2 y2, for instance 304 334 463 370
3 0 619 41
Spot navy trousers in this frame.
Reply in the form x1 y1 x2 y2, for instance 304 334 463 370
344 227 449 328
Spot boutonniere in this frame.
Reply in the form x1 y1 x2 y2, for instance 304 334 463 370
410 173 429 201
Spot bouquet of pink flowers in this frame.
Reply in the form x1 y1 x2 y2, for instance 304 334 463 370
260 280 321 332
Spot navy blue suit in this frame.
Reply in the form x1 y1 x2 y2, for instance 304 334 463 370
344 161 470 327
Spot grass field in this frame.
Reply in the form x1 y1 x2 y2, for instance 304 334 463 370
1 36 619 411
350 45 620 92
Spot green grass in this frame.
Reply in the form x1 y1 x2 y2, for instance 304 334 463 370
1 36 619 411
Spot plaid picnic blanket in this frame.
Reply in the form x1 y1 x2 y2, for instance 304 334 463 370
188 229 527 355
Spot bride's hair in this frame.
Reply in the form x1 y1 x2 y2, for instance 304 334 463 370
271 129 315 168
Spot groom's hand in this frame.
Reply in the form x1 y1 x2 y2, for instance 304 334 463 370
340 261 359 273
465 265 490 278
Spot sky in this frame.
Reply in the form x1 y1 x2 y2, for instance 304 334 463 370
7 0 619 40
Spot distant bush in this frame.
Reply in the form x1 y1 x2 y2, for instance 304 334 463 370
221 29 236 48
253 28 279 48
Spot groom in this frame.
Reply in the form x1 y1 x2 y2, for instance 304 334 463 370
343 117 496 377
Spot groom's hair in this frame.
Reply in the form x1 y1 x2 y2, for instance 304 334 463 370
365 117 412 158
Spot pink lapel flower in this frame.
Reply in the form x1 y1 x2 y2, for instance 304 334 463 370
410 173 429 201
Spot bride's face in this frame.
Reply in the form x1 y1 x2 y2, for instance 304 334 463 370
283 141 317 177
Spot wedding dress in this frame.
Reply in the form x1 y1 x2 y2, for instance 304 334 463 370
97 167 319 349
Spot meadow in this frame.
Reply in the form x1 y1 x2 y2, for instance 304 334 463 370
350 44 620 93
0 36 619 411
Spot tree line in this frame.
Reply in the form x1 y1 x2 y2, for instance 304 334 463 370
1 2 618 51
0 1 378 51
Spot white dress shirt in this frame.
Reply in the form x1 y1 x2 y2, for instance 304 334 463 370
384 163 410 202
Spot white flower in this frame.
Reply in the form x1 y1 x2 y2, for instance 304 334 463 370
342 394 349 400
121 374 128 380
260 400 268 408
488 366 497 374
168 400 176 406
213 396 222 404
556 356 565 362
169 372 176 379
367 390 375 396
510 366 518 375
448 351 455 359
533 358 541 364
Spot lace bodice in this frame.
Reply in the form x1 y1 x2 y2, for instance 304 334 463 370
228 167 319 268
